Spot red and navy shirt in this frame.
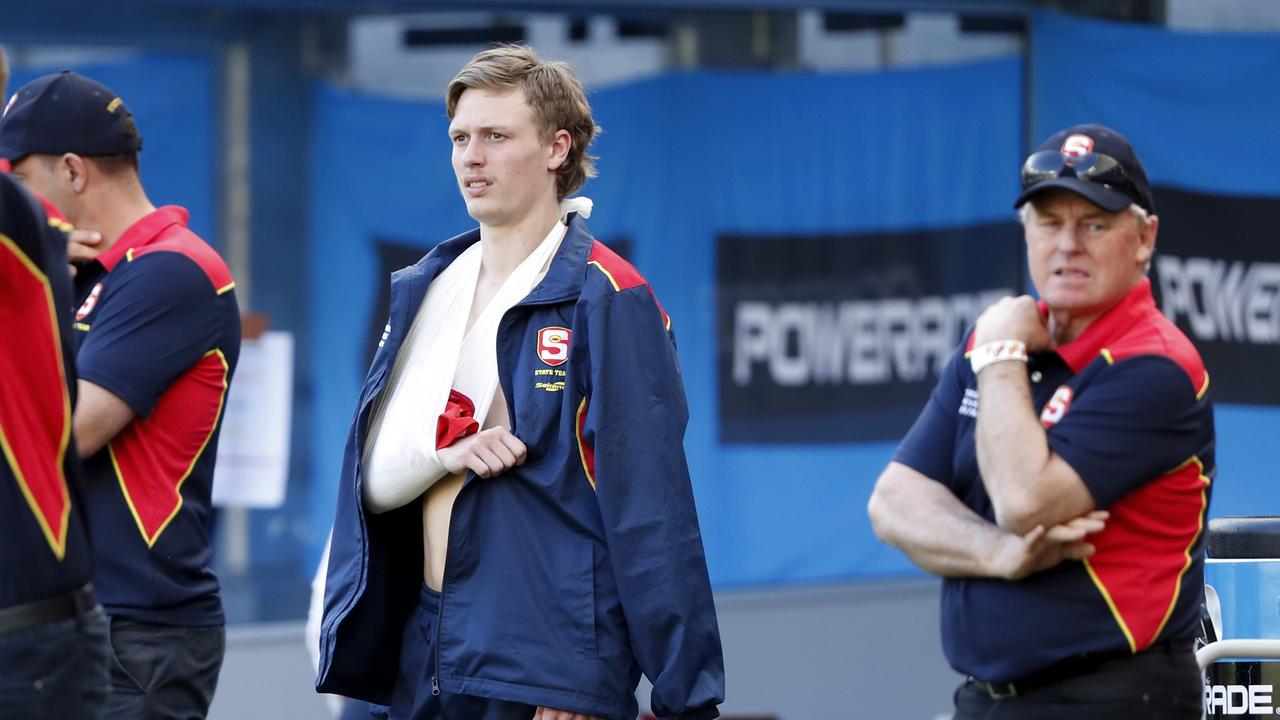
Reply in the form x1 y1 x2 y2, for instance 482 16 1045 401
72 205 239 627
0 172 94 609
894 277 1214 683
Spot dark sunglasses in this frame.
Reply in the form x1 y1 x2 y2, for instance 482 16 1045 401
1020 150 1133 193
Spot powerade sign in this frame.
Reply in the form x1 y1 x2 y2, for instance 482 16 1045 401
717 223 1023 443
1206 662 1280 717
1149 187 1280 404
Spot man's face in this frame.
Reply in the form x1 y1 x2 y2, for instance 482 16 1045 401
1025 189 1157 324
10 154 72 217
448 87 559 230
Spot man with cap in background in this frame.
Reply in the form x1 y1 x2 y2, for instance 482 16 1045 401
868 124 1212 719
0 47 112 720
1 50 82 237
0 70 241 720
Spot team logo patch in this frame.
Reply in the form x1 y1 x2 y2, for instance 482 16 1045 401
76 283 103 321
537 326 571 367
1040 385 1074 427
1060 134 1094 158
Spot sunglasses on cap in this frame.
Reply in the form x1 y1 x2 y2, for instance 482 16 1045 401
1020 150 1135 195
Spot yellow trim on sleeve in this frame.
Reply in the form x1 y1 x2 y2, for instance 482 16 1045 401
575 397 596 491
587 261 621 292
1084 456 1211 654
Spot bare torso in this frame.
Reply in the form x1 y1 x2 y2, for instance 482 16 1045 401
421 269 509 591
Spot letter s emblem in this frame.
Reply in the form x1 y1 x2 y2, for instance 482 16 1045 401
1040 385 1074 427
537 326 572 367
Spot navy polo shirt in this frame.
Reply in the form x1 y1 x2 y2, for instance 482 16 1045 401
894 278 1214 683
0 172 93 608
72 206 240 627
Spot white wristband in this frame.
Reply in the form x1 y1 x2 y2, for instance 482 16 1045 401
970 340 1029 375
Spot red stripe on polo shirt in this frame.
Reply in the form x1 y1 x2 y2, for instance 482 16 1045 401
1083 457 1210 652
108 349 229 546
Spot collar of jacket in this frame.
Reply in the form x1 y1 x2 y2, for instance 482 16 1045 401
390 212 595 309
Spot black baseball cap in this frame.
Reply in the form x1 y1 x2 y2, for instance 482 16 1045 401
0 70 143 163
1014 123 1154 214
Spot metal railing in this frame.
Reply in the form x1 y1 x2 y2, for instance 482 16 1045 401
1198 639 1280 670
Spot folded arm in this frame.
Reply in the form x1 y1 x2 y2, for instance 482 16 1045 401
970 296 1097 535
974 361 1097 535
74 380 135 458
868 461 1104 581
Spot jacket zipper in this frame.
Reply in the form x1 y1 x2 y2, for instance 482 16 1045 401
318 366 387 678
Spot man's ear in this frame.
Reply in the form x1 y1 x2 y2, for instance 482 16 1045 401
1136 213 1158 266
547 129 571 171
61 153 89 194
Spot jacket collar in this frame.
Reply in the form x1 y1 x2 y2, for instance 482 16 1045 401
521 213 593 305
392 213 595 305
1044 276 1155 373
97 206 189 272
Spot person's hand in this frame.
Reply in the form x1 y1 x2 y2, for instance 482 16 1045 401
534 708 598 720
991 510 1108 581
67 229 103 278
436 426 526 478
973 295 1051 352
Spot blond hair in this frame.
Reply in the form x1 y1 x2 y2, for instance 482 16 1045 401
446 45 599 201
